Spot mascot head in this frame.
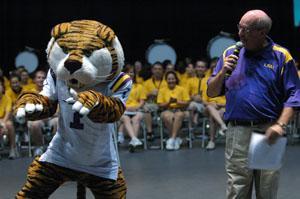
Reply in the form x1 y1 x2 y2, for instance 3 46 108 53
46 20 124 90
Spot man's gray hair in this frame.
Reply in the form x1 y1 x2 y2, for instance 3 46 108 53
254 14 272 33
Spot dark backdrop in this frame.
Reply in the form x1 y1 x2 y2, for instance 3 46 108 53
0 0 299 74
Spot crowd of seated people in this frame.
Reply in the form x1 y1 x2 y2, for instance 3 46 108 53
2 56 298 157
115 58 230 151
0 67 58 159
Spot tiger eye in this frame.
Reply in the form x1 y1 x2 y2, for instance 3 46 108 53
83 50 92 57
61 46 69 54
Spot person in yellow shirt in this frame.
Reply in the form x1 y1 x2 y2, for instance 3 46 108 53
5 74 31 105
20 69 36 91
16 66 33 84
27 70 59 156
157 70 190 150
0 80 18 159
164 62 181 79
0 68 10 90
142 62 167 141
118 65 146 152
6 73 33 158
179 63 196 86
202 58 228 150
187 59 209 125
134 60 144 84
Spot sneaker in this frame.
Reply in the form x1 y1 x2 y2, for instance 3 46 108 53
129 137 142 153
129 137 142 147
218 126 228 136
34 147 44 157
206 141 215 150
118 132 125 144
8 148 19 159
218 129 226 136
166 138 175 150
174 137 182 150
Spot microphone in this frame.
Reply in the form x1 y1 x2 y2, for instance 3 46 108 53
226 41 244 76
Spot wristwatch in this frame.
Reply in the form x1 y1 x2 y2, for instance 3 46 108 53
276 122 287 131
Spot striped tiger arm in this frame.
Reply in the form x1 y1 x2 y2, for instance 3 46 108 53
86 91 125 123
14 91 58 121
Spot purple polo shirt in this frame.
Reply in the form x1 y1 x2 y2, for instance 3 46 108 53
211 38 300 121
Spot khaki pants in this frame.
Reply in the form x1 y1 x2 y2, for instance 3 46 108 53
225 123 279 199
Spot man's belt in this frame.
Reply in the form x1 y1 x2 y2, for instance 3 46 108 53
228 119 274 126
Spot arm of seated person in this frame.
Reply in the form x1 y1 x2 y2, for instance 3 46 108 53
158 101 170 109
176 99 189 107
191 94 202 103
126 100 145 112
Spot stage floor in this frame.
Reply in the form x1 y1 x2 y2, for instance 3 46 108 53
1 144 300 199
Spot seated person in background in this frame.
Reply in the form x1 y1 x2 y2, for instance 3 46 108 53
0 80 17 159
142 62 167 141
204 97 227 150
5 74 27 158
164 61 181 78
0 68 10 90
19 68 36 90
157 70 190 150
134 60 144 84
202 58 227 150
118 65 146 149
179 63 196 86
27 70 58 156
187 59 209 125
6 73 27 105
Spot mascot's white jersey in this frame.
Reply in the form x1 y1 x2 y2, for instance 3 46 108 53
39 71 132 180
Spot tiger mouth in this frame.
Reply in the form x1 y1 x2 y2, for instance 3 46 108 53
66 78 85 89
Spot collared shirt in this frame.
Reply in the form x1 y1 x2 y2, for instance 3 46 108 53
211 37 300 121
157 85 190 109
0 94 12 118
142 77 167 102
5 87 31 105
126 83 146 108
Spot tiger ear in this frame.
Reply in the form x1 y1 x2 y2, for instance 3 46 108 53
51 22 71 39
97 24 116 45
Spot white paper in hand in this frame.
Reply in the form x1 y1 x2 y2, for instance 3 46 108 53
248 132 287 170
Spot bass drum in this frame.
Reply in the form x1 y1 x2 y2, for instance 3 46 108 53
145 42 177 65
207 35 236 59
15 50 39 73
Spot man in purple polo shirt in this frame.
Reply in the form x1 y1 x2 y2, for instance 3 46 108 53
207 9 300 199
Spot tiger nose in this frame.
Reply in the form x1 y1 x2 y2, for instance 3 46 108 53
64 60 81 74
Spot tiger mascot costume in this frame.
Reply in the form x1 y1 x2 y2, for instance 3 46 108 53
14 20 131 199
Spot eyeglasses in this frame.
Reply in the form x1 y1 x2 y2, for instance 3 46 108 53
237 24 255 33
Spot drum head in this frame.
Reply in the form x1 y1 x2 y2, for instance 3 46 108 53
146 43 177 65
207 35 236 59
15 51 39 73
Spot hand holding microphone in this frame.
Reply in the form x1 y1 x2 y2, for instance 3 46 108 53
224 41 243 77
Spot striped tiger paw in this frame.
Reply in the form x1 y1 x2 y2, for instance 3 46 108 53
14 91 49 123
67 89 101 116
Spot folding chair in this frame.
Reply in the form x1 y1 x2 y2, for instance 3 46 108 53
15 120 33 157
193 115 209 148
